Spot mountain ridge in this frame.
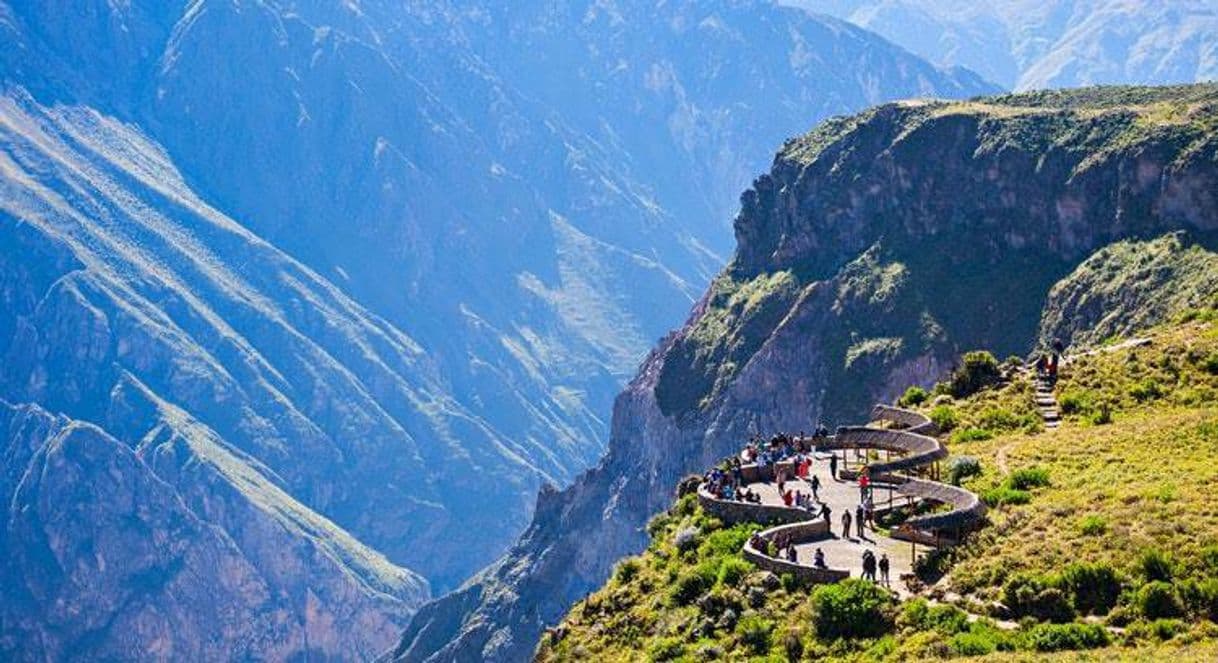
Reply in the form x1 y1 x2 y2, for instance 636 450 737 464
396 82 1218 662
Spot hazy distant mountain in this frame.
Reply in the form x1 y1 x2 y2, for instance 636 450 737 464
0 0 994 658
788 0 1218 91
0 90 433 659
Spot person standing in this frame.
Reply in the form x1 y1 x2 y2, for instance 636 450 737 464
829 453 838 480
856 504 866 538
821 503 833 535
810 473 821 500
841 510 852 539
879 553 891 587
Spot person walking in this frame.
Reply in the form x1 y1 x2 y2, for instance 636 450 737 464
861 550 876 582
810 473 821 500
829 453 838 480
879 553 891 587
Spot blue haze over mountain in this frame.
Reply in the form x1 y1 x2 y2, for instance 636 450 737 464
1 0 995 658
787 0 1218 91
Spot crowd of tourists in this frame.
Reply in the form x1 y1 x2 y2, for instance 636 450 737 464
700 426 901 588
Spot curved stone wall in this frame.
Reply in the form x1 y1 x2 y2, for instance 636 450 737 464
696 486 817 527
698 404 984 589
742 520 849 583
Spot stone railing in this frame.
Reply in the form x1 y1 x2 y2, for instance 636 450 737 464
742 520 850 583
814 405 986 535
697 404 984 589
696 484 818 527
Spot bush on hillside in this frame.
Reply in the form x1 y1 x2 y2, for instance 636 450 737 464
1002 573 1076 623
1006 467 1050 490
929 405 959 432
1137 581 1184 619
947 456 982 485
735 614 774 654
982 486 1031 507
1077 515 1108 536
948 351 1002 398
717 558 753 587
897 599 969 635
1179 578 1218 622
899 385 929 407
1138 549 1176 583
1059 562 1122 615
811 578 896 640
950 427 994 444
1025 622 1110 652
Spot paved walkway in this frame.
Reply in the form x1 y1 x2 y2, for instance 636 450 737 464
748 454 919 596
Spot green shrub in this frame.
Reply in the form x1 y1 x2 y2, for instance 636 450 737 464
670 565 715 605
646 636 685 661
897 599 969 635
614 558 641 584
1202 352 1218 375
717 558 753 587
948 351 1002 398
1128 618 1187 642
811 578 896 640
1179 578 1218 622
1138 581 1184 619
982 486 1031 507
950 427 993 444
736 614 774 654
1057 389 1090 415
947 456 982 485
1197 545 1218 574
1002 574 1075 622
1129 378 1165 403
699 524 759 558
1059 562 1122 615
899 385 929 407
1025 622 1110 652
1006 467 1050 490
1138 549 1176 582
977 407 1024 431
929 405 959 432
1077 515 1108 537
948 631 997 656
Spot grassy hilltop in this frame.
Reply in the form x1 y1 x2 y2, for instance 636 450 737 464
538 305 1218 661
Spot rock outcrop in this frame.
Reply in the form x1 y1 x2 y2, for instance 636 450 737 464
395 83 1218 662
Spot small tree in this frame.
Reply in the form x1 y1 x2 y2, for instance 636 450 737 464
948 351 1002 398
810 578 896 640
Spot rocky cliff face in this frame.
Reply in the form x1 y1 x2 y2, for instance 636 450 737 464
396 83 1218 662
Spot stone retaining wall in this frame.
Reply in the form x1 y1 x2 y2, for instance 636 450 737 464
743 520 850 583
697 486 817 527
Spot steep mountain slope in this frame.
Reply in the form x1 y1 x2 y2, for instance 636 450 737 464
0 89 473 658
0 399 426 661
788 0 1218 91
395 83 1218 662
539 314 1218 661
1038 231 1218 348
0 0 994 592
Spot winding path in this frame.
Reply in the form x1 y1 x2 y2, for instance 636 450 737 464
697 405 986 594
